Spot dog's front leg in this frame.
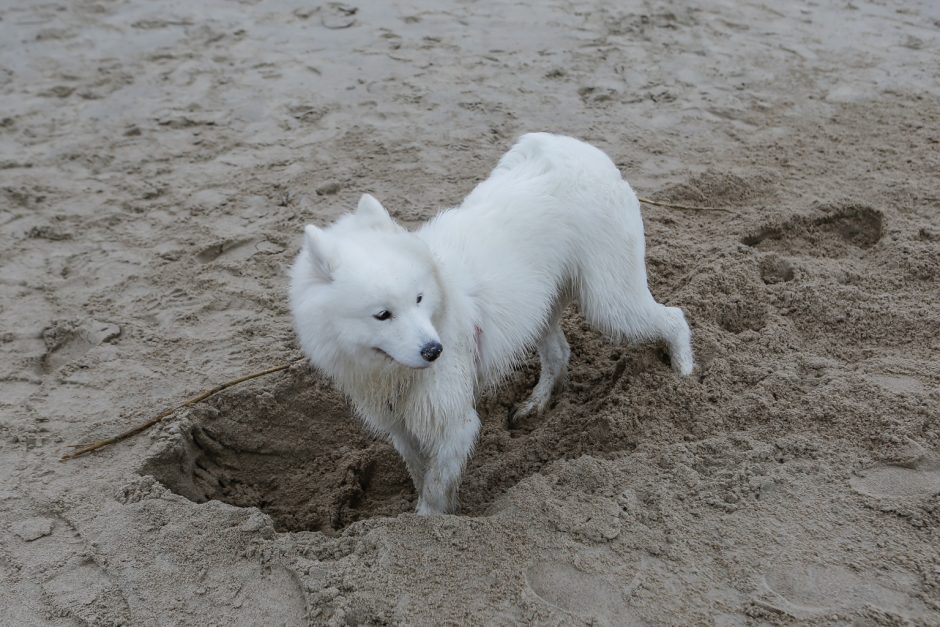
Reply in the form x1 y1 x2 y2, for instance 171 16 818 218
417 411 481 515
389 426 428 496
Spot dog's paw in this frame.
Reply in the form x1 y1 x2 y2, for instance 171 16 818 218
507 398 542 426
671 353 695 377
416 497 457 516
415 499 436 516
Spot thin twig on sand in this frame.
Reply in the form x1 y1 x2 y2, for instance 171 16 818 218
61 360 303 461
638 197 733 213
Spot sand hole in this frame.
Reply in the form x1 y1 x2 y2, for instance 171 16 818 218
141 370 418 533
139 367 573 532
758 255 795 284
142 352 649 532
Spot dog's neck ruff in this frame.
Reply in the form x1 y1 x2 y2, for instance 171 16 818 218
329 359 421 426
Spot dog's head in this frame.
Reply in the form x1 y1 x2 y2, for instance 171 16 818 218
290 194 445 371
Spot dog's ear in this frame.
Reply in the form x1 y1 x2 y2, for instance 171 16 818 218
304 225 335 282
354 194 399 231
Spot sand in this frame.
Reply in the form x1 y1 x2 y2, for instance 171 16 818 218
2 0 939 624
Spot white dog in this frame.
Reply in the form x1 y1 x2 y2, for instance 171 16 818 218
290 133 694 515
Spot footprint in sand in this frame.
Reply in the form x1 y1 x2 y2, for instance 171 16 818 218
758 564 927 620
865 373 926 396
850 461 940 499
39 319 120 373
196 238 283 263
43 559 131 623
526 561 640 625
230 564 308 624
742 204 883 257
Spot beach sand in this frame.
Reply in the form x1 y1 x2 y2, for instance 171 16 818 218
1 0 938 623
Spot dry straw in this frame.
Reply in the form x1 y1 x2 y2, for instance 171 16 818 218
61 361 302 460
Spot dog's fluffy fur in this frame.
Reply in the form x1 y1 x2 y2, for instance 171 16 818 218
290 133 694 514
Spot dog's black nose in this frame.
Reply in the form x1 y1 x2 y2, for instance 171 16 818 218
421 341 443 362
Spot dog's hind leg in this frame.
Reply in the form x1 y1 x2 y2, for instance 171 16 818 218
417 411 481 515
577 239 694 376
509 310 570 424
389 427 428 496
656 305 694 376
581 276 694 376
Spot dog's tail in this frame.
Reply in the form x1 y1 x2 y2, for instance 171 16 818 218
493 133 556 177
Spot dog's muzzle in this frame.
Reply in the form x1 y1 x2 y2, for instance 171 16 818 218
421 341 443 362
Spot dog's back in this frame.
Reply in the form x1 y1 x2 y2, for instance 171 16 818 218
418 133 655 380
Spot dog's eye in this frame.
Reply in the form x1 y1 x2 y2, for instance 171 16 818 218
416 294 423 304
373 310 392 321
